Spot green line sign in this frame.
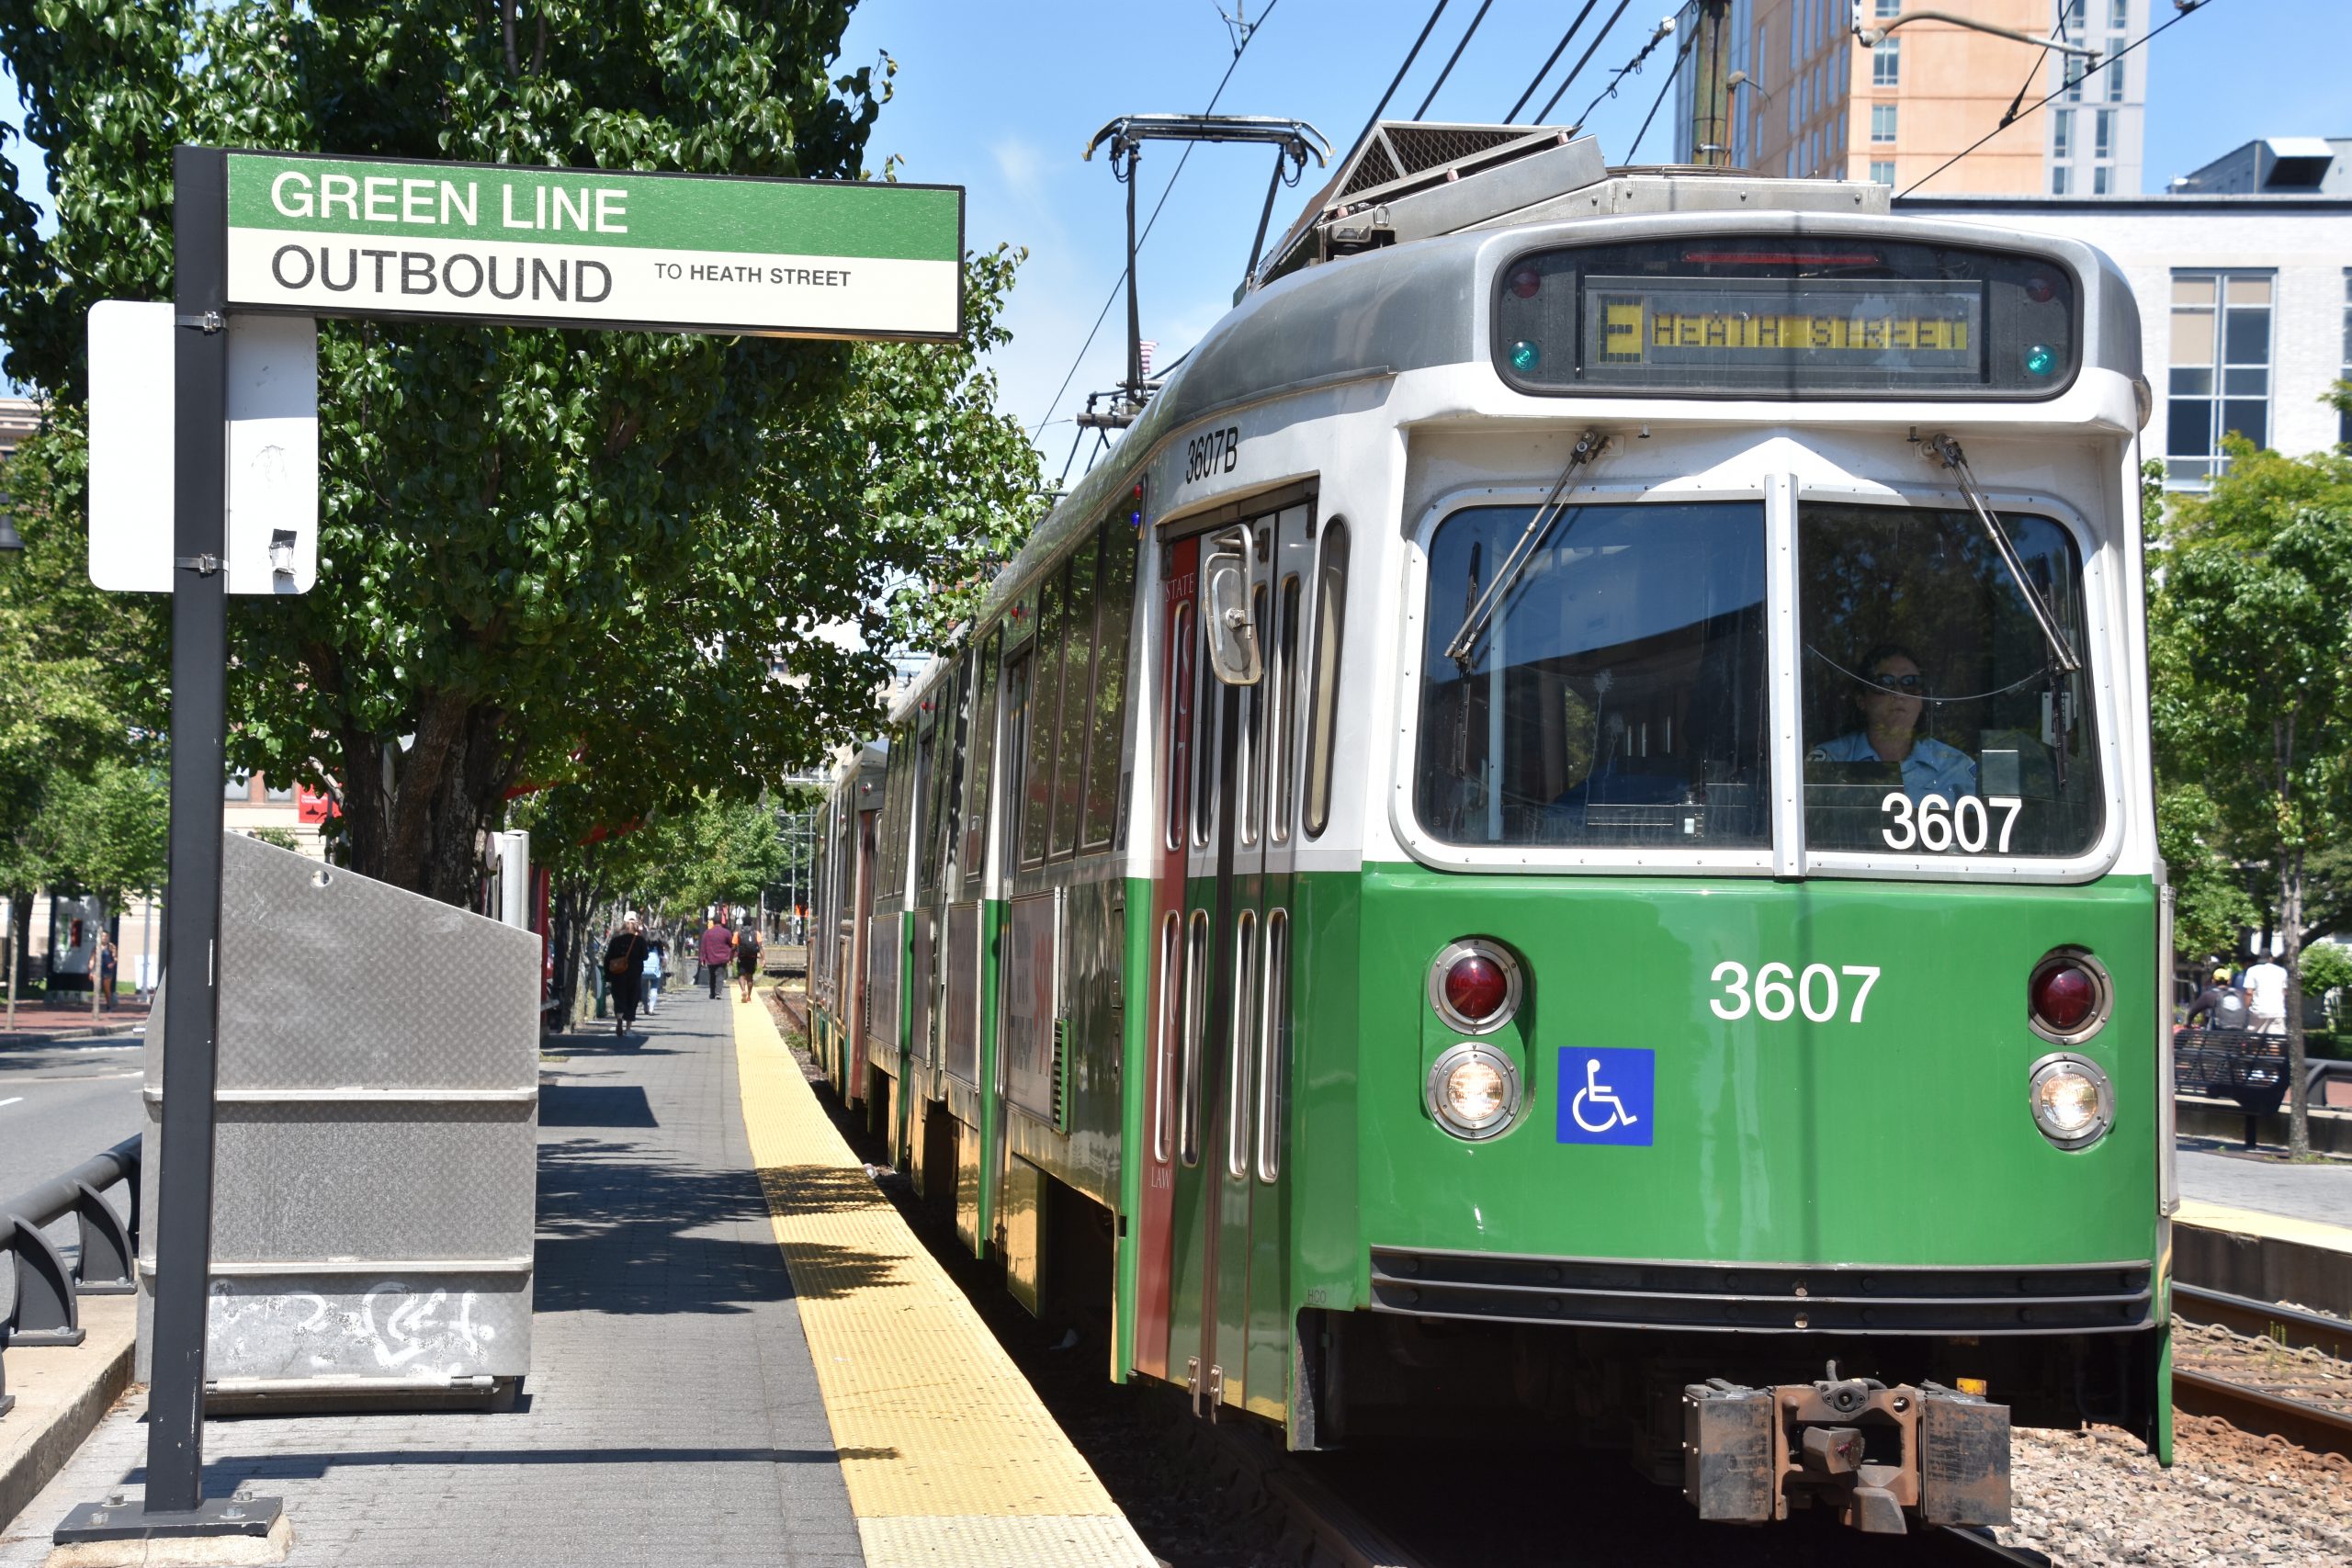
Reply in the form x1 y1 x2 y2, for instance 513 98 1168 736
224 152 965 341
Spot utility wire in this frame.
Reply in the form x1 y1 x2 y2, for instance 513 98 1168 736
1899 0 2212 198
1503 0 1600 123
1026 0 1282 440
1534 0 1634 124
1625 27 1698 164
1349 0 1453 156
1570 9 1674 133
1415 0 1496 118
1996 16 2070 130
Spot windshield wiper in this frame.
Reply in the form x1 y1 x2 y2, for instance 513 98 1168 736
1445 428 1609 673
1925 434 2081 676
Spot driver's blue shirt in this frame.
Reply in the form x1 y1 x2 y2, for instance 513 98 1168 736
1807 733 1979 804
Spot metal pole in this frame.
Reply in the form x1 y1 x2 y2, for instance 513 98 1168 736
56 144 283 1545
1241 149 1286 295
147 140 232 1514
1123 143 1142 400
5 896 17 1032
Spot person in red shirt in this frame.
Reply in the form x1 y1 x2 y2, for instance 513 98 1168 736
698 916 736 1001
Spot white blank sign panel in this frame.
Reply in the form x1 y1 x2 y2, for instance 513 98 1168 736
87 301 319 594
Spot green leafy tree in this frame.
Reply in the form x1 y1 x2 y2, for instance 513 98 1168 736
2155 784 2258 964
2150 438 2352 1156
0 1 1044 908
0 413 165 984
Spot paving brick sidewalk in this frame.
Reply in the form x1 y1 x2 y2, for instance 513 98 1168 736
0 986 862 1566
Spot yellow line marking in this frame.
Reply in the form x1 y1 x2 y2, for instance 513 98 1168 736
731 996 1155 1565
2176 1198 2352 1257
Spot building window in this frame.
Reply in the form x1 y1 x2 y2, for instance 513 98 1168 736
1871 104 1897 143
1872 37 1899 87
2052 108 2073 159
2167 272 2273 486
1871 159 1896 185
2052 165 2071 195
2094 109 2113 159
2064 55 2085 99
263 778 296 802
2106 51 2125 101
1875 0 1899 14
2092 164 2110 196
2062 0 2086 36
2109 0 2130 27
224 770 251 802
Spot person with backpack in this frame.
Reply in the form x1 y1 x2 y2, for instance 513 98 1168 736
2187 968 2249 1032
734 919 763 1002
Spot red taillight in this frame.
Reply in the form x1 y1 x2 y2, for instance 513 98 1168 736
2030 962 2097 1033
1444 954 1509 1023
1507 266 1543 299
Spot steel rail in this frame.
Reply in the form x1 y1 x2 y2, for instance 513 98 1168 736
2173 1281 2352 1361
2171 1366 2352 1461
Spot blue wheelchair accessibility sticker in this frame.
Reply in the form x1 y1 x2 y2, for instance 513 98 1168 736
1555 1047 1655 1146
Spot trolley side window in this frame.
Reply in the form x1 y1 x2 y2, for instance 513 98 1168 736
1051 533 1101 859
1020 567 1066 866
1084 525 1137 852
961 630 1001 881
1798 502 2100 858
1304 521 1351 839
1415 501 1770 849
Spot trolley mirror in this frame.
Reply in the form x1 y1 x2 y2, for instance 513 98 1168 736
1202 528 1263 687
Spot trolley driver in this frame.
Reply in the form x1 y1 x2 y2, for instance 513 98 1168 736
1805 643 1978 807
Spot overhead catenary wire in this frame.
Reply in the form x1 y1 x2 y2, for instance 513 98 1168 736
1347 0 1453 157
1502 0 1600 123
1533 0 1635 125
1623 26 1699 163
1026 0 1283 440
1414 0 1496 118
1897 0 2213 199
1569 8 1674 136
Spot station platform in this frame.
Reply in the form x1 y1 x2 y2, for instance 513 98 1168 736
0 987 1150 1567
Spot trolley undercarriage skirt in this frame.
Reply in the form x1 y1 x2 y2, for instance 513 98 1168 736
1368 1247 2154 1335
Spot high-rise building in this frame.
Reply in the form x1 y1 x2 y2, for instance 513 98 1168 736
1673 1 2150 196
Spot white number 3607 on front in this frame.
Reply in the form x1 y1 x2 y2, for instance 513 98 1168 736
1710 962 1881 1023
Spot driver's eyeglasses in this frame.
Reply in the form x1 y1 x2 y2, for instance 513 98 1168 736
1870 671 1926 693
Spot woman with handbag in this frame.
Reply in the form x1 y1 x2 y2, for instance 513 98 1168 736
602 913 650 1036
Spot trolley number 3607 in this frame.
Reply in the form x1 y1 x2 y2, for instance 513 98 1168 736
1710 962 1881 1023
1881 792 2024 854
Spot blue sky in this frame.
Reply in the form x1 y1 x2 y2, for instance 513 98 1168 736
3 0 2344 450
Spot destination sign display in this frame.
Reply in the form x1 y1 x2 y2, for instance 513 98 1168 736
224 152 964 341
1583 276 1983 379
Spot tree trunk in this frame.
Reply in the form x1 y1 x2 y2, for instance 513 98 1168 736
2282 846 2311 1159
339 694 520 906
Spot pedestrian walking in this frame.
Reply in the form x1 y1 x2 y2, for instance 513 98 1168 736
2186 968 2242 1029
2244 952 2290 1037
94 927 119 1012
642 937 664 1015
700 915 736 1000
734 919 763 1003
603 913 650 1036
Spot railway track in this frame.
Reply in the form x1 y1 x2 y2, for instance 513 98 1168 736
2169 1282 2352 1461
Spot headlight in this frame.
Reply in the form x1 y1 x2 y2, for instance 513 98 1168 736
1427 1042 1522 1140
2028 1053 2113 1150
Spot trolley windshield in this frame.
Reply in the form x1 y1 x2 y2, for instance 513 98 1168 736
1414 498 2102 859
1416 501 1771 848
1798 501 2100 859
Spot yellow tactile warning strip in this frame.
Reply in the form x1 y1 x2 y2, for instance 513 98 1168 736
731 995 1158 1568
2176 1198 2352 1256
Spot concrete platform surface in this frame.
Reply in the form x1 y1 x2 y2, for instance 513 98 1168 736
0 1297 136 1535
2177 1138 2352 1228
0 987 862 1567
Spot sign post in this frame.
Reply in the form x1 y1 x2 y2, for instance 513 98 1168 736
58 144 962 1549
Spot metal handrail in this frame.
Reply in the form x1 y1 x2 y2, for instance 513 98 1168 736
1 1134 141 1417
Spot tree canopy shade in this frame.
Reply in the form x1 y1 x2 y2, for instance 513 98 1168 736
0 1 1046 905
2150 438 2352 1156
